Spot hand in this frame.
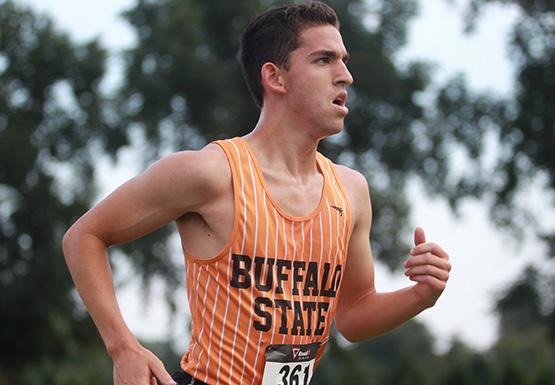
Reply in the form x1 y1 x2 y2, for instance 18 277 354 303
111 341 177 385
404 227 451 308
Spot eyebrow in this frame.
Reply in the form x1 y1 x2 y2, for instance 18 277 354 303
309 49 350 63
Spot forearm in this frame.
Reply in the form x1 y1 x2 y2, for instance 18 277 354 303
335 286 429 342
62 230 138 356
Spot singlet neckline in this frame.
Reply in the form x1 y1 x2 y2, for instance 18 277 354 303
236 136 329 222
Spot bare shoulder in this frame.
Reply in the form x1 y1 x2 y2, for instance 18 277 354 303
167 142 229 185
332 164 370 202
141 142 231 208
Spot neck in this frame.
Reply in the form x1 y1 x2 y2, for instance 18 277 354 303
243 105 323 178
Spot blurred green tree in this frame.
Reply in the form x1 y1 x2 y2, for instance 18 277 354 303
437 341 479 385
489 265 555 385
0 1 120 383
496 267 548 337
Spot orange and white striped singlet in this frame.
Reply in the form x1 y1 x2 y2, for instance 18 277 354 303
181 137 352 385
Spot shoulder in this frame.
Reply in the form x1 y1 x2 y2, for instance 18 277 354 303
149 141 227 178
141 142 231 207
331 164 370 203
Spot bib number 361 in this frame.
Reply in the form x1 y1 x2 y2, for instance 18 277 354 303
277 362 312 385
261 343 320 385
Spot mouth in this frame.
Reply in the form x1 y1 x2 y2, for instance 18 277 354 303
332 91 349 114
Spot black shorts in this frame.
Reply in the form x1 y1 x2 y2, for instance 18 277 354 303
172 370 208 385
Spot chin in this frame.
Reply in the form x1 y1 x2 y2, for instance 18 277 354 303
326 120 345 134
318 125 344 140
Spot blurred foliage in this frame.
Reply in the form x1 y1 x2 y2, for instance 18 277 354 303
0 0 117 382
426 0 555 241
1 0 555 383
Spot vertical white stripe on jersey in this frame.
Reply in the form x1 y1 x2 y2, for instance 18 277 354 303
215 249 233 385
230 141 248 254
193 268 212 379
300 220 307 345
269 207 279 345
325 200 333 342
185 262 192 309
280 216 288 344
317 212 324 340
228 140 248 385
202 264 221 383
188 264 204 369
290 221 297 345
264 192 269 257
306 218 314 344
239 150 260 384
249 192 270 385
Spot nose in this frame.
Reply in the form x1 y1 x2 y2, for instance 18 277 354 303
335 61 353 86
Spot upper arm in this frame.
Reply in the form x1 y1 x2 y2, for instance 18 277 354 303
65 143 229 247
334 166 376 323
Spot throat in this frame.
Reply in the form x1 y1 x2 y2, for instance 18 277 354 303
241 136 325 218
262 169 325 219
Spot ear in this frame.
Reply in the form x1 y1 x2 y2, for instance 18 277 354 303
260 62 287 96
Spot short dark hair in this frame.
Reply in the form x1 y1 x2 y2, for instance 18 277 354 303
240 1 340 108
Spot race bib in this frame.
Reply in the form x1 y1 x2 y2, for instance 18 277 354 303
261 343 320 385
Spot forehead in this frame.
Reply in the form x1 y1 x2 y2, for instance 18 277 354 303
295 25 348 56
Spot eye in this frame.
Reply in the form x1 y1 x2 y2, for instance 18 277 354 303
317 57 331 64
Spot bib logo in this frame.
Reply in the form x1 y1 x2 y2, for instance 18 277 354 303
293 348 311 360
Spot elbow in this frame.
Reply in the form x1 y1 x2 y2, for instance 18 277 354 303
62 225 78 262
335 314 365 343
337 330 363 344
62 222 89 262
334 290 377 343
62 223 109 263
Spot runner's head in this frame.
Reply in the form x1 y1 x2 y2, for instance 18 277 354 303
240 1 340 108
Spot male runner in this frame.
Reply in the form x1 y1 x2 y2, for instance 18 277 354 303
63 2 451 385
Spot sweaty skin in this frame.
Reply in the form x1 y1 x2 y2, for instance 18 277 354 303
63 24 450 385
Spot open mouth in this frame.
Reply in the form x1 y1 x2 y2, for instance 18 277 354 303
333 91 348 107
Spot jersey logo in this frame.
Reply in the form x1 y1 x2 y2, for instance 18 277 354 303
330 205 343 216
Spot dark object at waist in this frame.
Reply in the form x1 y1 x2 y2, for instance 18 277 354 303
172 370 208 385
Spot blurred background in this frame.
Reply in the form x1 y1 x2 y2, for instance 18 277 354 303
1 0 554 384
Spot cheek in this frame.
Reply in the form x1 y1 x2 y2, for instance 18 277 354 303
291 95 323 114
286 75 327 111
291 83 323 105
